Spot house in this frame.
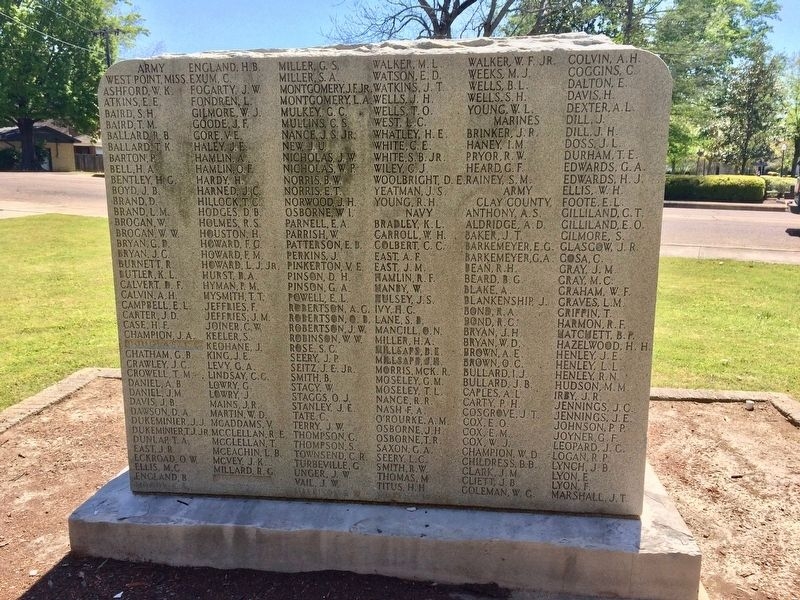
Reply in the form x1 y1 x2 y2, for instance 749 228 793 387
0 123 103 172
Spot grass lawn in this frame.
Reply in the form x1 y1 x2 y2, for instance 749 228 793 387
654 258 800 397
0 215 798 409
0 215 118 411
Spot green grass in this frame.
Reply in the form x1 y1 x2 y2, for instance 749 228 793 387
0 215 118 410
653 258 800 397
0 217 798 410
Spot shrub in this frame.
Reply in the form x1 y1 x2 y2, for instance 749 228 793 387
761 175 796 196
664 175 765 203
0 147 18 170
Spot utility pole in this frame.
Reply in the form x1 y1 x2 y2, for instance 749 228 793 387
780 142 787 177
94 27 122 67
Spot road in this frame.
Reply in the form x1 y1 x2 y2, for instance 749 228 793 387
0 172 107 218
2 172 799 263
661 206 800 264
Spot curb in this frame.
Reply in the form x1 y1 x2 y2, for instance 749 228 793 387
0 368 121 434
664 201 788 212
652 387 800 427
1 372 798 432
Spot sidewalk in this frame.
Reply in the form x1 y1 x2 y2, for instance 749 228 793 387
661 198 800 264
0 199 107 219
659 243 800 264
663 199 791 212
0 171 107 218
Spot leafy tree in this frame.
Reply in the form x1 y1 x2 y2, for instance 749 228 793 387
332 0 517 41
335 0 783 173
782 53 800 174
0 0 144 170
506 0 664 45
712 41 782 173
666 116 695 172
650 0 779 158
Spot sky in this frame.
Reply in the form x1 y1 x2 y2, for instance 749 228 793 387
123 0 346 57
123 0 798 59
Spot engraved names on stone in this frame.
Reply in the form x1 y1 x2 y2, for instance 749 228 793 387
552 51 649 508
279 57 366 496
461 53 544 502
371 56 448 498
103 38 671 516
103 66 200 483
189 60 280 482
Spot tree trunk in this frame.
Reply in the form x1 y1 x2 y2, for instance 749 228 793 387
623 0 634 44
738 132 752 174
529 0 549 35
17 118 40 171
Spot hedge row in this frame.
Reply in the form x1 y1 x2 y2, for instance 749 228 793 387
664 175 765 203
761 175 796 196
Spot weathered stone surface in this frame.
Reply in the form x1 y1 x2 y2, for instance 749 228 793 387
69 464 700 600
102 34 672 515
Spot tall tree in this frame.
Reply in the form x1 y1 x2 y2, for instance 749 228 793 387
666 116 694 173
332 0 516 42
0 0 144 170
508 0 780 168
650 0 779 160
506 0 663 45
783 53 800 174
713 41 782 173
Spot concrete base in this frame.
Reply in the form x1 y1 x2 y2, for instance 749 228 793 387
69 464 700 600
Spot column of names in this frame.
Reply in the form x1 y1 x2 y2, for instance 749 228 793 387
371 57 449 497
104 65 199 486
279 58 367 496
190 60 278 482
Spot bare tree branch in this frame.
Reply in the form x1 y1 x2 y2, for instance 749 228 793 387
329 0 514 42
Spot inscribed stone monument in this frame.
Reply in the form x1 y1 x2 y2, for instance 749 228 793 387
103 34 671 516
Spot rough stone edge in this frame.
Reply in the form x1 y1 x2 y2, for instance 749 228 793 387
0 367 121 434
651 387 800 427
69 464 700 600
138 33 620 60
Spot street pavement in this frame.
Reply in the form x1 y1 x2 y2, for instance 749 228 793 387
0 172 107 218
660 205 800 265
2 172 800 264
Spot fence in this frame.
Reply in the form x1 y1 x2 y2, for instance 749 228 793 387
75 154 104 172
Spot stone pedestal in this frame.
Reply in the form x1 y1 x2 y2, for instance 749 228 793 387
70 464 700 600
85 34 699 599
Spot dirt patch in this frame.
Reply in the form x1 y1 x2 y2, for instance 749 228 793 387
648 400 800 599
1 378 799 599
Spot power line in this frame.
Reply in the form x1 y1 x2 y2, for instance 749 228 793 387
0 7 93 52
45 1 128 67
34 1 124 67
94 25 122 66
51 0 99 20
27 0 94 34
